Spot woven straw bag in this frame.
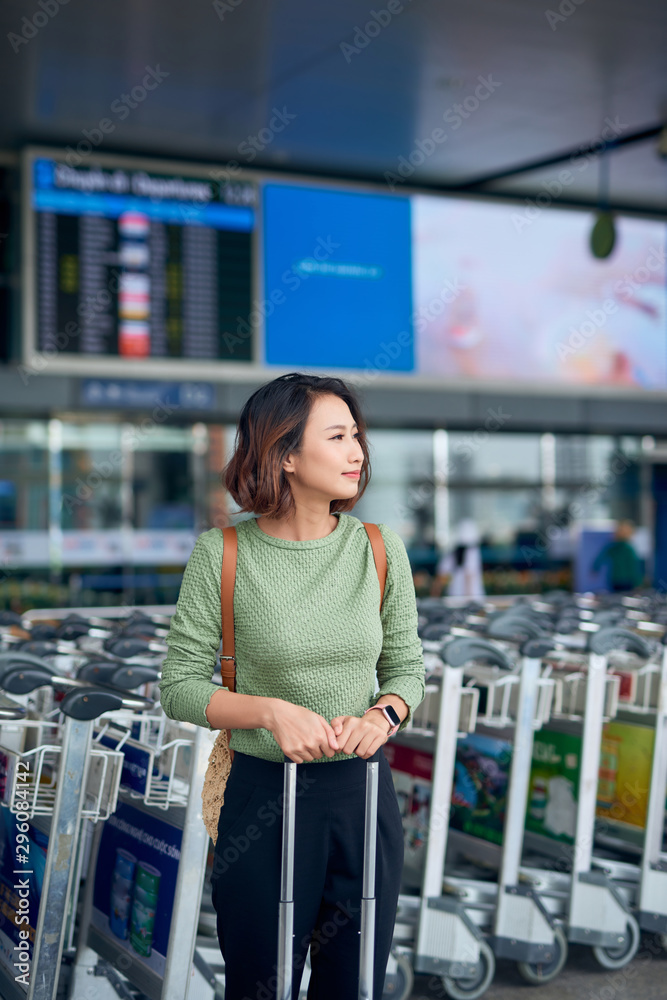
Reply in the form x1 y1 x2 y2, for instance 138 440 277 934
201 522 387 844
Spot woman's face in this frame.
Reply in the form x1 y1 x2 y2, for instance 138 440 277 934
283 394 364 504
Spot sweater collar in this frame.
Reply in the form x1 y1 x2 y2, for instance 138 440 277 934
243 512 348 549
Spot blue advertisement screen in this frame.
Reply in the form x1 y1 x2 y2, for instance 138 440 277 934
263 184 414 371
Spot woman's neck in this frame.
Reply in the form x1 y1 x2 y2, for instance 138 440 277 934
255 510 339 541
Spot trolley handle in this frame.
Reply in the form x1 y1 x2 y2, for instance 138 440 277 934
56 620 94 641
0 665 154 712
77 661 160 688
108 665 160 688
119 620 168 639
442 636 514 671
0 664 100 696
77 660 123 685
0 663 55 694
16 640 63 657
487 616 545 642
0 650 53 673
588 626 652 658
60 686 152 720
520 637 559 659
105 637 167 659
0 610 23 627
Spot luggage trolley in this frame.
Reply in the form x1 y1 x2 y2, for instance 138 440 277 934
579 628 667 951
382 638 481 999
385 635 559 999
422 637 561 997
518 625 642 971
68 690 215 1000
0 661 150 1000
633 631 667 943
13 607 223 1000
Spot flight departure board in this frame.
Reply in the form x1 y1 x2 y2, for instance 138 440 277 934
30 155 256 362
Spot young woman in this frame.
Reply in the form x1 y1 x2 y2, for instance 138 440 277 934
159 371 425 999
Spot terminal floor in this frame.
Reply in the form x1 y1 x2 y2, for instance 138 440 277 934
409 937 667 999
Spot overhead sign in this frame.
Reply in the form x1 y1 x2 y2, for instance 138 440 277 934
81 380 215 410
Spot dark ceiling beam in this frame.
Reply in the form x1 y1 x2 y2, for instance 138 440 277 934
449 122 666 191
17 131 667 219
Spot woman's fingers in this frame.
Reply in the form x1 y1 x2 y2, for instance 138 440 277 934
330 716 345 736
278 710 387 763
333 716 355 739
356 733 382 759
345 719 387 759
322 718 340 751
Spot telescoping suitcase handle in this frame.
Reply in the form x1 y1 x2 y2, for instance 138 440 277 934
276 756 380 1000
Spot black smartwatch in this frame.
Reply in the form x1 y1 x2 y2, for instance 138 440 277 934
363 702 401 736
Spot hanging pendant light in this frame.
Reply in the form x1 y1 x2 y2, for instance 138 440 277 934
590 144 616 259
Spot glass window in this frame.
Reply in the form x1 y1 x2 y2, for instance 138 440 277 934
131 425 196 530
447 432 541 483
448 487 542 547
354 430 435 547
0 420 49 529
61 423 123 531
553 435 641 484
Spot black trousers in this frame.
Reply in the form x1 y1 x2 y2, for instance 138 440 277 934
210 748 404 1000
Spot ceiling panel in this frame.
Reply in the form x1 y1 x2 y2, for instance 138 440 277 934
1 0 665 209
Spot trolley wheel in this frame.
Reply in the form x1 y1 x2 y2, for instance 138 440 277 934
592 916 641 970
441 940 495 1000
381 953 414 1000
516 927 568 984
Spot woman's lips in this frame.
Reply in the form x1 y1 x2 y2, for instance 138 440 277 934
342 472 360 478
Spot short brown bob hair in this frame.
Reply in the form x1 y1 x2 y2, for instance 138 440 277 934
223 372 372 518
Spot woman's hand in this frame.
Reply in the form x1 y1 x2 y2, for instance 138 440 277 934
330 712 390 759
268 700 340 763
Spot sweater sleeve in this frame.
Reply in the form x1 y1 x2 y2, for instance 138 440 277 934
372 524 425 731
158 529 224 730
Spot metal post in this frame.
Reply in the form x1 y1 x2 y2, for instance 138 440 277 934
570 652 607 879
277 761 297 1000
419 665 463 902
162 726 216 1000
496 657 540 899
565 650 609 940
31 717 94 1000
491 656 560 959
64 818 89 952
358 761 379 1000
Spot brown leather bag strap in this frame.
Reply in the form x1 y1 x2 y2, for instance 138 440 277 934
220 526 238 694
363 522 387 612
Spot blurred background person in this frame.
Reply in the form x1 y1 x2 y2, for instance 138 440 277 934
433 519 485 599
592 520 643 593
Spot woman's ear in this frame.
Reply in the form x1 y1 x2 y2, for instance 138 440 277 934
282 452 295 475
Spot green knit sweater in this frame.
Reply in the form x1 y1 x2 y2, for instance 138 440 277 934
159 512 425 763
